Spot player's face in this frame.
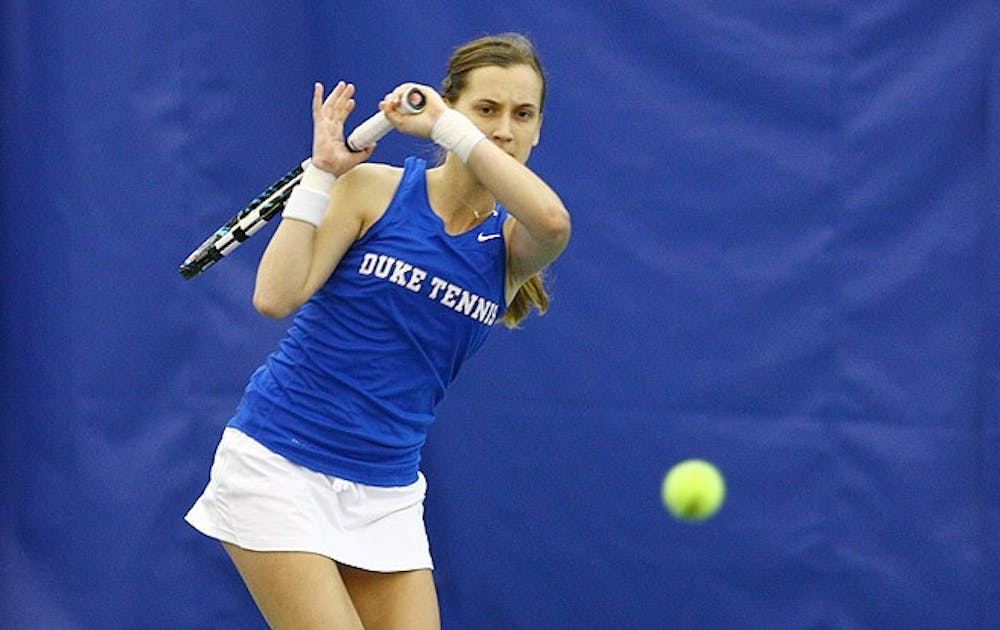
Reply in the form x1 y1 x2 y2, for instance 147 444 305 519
451 64 544 164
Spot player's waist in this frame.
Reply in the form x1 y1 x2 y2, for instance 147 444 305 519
230 392 429 486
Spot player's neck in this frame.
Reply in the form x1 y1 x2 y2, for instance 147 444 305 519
427 159 495 231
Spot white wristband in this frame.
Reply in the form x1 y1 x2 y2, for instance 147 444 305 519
430 109 486 163
298 158 337 193
282 161 334 228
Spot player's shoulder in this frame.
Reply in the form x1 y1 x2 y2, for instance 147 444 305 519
329 162 405 224
334 162 404 194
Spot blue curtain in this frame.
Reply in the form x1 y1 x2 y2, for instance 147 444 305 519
2 2 997 628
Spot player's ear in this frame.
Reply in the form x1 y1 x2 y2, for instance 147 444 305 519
532 113 542 147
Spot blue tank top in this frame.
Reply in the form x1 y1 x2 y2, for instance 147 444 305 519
228 157 508 486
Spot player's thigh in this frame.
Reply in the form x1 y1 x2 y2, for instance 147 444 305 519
338 563 440 630
222 542 364 630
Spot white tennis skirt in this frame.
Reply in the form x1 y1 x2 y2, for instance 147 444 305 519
185 427 433 572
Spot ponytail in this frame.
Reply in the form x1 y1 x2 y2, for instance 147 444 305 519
500 273 549 328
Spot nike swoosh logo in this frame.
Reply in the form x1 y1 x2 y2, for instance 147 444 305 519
477 233 502 242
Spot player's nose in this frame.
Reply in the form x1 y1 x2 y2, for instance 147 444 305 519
491 116 514 142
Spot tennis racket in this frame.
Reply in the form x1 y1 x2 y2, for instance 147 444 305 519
179 86 426 279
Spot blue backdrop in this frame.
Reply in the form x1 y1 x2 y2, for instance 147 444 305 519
2 2 997 628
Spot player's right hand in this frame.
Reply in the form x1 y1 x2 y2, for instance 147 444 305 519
310 81 374 176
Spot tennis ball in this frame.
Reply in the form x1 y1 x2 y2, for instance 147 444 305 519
661 459 726 522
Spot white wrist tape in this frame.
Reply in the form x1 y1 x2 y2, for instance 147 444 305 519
282 160 335 228
430 109 486 163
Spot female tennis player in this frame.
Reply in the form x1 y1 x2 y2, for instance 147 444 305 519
185 33 569 629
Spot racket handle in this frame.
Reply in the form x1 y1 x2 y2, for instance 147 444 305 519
345 86 426 152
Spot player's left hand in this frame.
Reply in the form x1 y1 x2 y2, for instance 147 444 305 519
379 83 448 138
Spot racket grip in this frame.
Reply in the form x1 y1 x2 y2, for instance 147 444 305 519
345 87 426 152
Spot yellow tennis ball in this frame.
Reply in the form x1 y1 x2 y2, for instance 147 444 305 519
662 459 726 521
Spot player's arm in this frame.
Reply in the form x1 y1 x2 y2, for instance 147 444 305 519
252 81 377 319
463 140 570 291
253 164 398 318
253 170 355 318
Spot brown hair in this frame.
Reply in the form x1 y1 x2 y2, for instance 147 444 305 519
440 33 551 328
440 32 547 110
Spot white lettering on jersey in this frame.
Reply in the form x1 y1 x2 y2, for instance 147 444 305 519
427 276 449 300
358 251 498 325
440 283 462 308
406 268 427 292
